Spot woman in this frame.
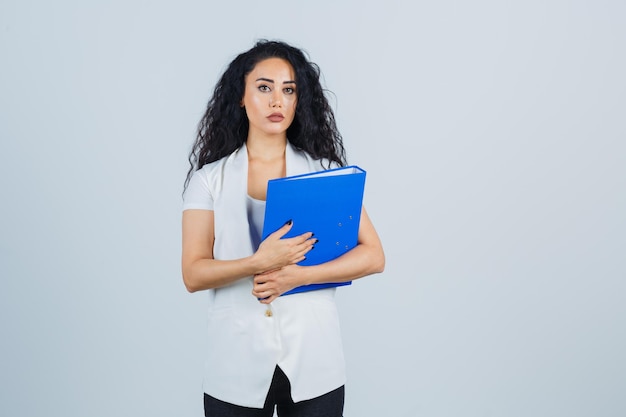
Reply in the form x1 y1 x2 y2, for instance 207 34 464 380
182 40 385 417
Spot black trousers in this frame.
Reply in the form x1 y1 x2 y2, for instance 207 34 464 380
204 367 344 417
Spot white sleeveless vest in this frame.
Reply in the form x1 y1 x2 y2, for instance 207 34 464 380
196 143 346 408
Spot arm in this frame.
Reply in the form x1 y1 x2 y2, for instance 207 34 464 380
252 207 385 302
181 210 316 293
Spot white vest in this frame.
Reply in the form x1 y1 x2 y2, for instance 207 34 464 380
198 143 346 408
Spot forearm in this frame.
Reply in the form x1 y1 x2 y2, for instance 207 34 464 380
182 209 286 293
183 256 262 293
182 222 315 293
299 241 385 286
252 211 384 303
300 208 385 286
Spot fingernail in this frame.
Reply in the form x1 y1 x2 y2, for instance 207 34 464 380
285 219 293 226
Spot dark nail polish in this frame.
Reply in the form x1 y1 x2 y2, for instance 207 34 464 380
285 219 293 226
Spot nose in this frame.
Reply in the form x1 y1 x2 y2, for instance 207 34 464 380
270 92 282 108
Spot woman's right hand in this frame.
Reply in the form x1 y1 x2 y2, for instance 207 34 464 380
252 221 316 273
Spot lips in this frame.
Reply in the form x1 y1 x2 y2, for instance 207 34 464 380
267 113 284 122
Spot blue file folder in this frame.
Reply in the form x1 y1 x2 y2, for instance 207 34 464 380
262 165 367 295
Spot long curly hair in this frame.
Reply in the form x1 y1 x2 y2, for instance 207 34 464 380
184 40 346 190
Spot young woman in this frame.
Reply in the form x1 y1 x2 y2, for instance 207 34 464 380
182 40 384 417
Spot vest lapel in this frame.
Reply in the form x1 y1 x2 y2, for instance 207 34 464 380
285 142 317 177
213 142 319 261
213 144 253 260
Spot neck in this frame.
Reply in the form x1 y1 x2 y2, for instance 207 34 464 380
246 135 287 162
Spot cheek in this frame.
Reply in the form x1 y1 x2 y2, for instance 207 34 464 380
245 94 263 109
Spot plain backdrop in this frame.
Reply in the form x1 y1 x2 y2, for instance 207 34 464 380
1 1 625 416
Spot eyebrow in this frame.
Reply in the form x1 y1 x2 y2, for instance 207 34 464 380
256 77 296 84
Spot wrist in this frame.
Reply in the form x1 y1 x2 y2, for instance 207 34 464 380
247 253 265 276
298 264 315 286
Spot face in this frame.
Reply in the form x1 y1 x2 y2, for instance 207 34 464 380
241 58 297 139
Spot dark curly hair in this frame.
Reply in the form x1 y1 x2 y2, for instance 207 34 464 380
184 40 346 190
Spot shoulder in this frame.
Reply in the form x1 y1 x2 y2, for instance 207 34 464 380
195 158 225 179
287 143 338 174
183 164 219 210
185 149 241 203
194 147 242 181
305 153 341 173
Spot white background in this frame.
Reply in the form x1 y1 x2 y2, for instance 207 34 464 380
1 1 624 416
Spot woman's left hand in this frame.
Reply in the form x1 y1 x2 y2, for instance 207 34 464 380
252 265 303 304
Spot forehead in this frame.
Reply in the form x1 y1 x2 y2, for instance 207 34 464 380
247 58 295 81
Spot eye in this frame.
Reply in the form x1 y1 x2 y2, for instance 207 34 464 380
258 84 270 92
284 87 295 94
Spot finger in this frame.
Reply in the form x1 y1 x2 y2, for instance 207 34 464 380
253 287 276 302
253 280 270 293
292 231 314 244
295 240 317 258
256 268 281 277
292 248 307 260
254 269 279 285
252 286 269 298
300 238 318 252
259 294 278 304
259 296 276 304
281 231 314 246
289 254 307 265
270 219 294 239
